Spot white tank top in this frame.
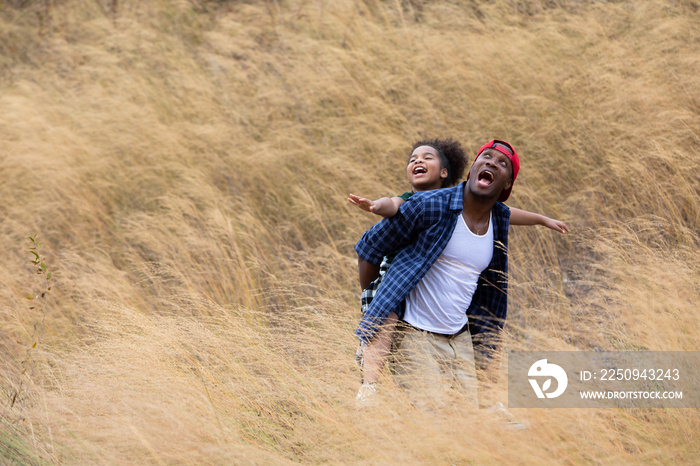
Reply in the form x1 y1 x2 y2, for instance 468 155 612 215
403 212 494 334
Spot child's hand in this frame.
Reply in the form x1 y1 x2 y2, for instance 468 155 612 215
348 194 375 213
544 218 570 234
349 194 403 218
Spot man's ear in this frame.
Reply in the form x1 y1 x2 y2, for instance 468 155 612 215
504 176 513 192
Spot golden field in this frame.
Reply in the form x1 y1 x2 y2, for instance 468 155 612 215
1 0 698 463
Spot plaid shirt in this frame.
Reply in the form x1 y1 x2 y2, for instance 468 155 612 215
359 191 414 315
354 182 511 346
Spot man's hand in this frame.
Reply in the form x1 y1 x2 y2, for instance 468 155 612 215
348 194 375 213
542 218 570 234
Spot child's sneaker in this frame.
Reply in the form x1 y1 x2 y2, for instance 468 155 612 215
487 402 528 430
355 382 378 409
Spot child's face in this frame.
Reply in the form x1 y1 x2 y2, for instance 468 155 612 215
406 145 448 192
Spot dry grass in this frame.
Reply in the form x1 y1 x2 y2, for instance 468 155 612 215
1 0 699 463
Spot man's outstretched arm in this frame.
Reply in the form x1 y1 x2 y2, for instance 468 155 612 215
509 207 569 234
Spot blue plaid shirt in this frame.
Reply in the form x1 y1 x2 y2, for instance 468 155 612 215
354 182 511 345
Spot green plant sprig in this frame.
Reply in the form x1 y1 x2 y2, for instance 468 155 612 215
10 234 52 409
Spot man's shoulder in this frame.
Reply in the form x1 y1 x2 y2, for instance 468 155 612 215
492 201 511 217
491 202 511 240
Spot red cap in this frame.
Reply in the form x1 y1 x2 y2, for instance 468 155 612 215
473 139 520 202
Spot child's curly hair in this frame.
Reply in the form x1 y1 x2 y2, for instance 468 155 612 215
411 138 468 188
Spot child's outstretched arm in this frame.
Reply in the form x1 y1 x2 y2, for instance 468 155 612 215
510 207 570 234
348 193 405 218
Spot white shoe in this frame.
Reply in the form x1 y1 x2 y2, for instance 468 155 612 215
487 402 528 430
355 382 378 409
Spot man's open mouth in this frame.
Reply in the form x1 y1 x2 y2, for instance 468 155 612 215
477 170 494 186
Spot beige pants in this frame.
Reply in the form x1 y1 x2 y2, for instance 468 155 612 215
391 321 478 411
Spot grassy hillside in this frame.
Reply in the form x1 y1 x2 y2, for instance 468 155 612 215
1 0 698 463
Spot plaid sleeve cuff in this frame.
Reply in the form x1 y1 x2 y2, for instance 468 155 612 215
354 237 384 266
355 314 385 344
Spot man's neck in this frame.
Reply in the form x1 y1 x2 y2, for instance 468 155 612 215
462 187 497 234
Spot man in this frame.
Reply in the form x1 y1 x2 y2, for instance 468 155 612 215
354 140 519 409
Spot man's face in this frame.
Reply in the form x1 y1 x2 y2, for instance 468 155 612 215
467 148 513 200
406 145 448 192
